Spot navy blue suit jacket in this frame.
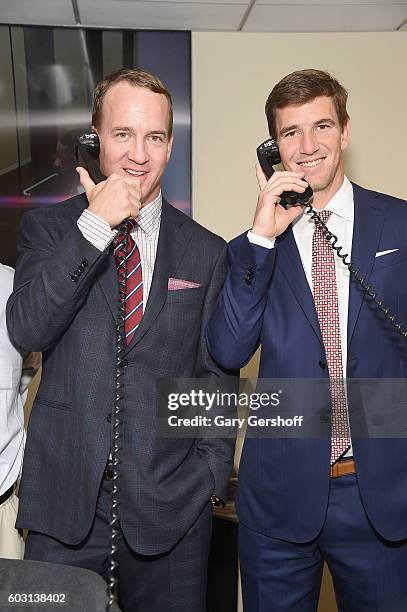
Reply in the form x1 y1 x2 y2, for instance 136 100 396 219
207 183 407 542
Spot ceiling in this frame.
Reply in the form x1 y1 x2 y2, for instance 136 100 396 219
0 0 406 32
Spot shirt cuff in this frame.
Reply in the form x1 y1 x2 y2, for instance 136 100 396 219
247 230 276 250
77 209 117 252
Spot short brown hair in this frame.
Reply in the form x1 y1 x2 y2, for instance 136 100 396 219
92 67 173 138
265 69 349 138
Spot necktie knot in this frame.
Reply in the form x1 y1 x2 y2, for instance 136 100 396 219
317 210 331 225
114 219 137 254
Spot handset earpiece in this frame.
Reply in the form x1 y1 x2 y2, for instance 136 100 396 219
256 138 281 180
75 131 107 184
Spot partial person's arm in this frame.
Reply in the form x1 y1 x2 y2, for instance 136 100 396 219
7 170 142 355
6 208 109 354
206 232 276 370
206 162 306 370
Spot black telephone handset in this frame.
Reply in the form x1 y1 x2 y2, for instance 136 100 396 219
75 130 126 609
75 131 107 184
256 138 313 208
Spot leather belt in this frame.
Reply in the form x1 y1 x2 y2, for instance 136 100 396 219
330 458 356 478
0 484 15 505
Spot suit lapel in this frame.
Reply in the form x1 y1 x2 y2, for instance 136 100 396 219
347 183 387 349
96 242 119 321
126 200 191 351
277 226 323 346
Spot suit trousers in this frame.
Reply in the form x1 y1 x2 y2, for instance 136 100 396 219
239 474 407 612
24 475 213 612
0 490 24 559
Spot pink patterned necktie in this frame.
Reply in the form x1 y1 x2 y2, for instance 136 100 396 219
312 210 351 464
114 220 143 345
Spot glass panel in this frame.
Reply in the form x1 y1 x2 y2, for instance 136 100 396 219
0 27 191 266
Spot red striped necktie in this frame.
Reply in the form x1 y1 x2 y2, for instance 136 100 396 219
114 220 143 345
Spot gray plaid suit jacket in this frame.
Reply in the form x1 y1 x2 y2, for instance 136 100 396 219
6 194 235 555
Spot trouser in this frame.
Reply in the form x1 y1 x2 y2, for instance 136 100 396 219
240 473 407 612
0 486 25 559
25 475 212 612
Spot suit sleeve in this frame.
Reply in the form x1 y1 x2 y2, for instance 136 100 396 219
6 209 109 354
206 232 277 370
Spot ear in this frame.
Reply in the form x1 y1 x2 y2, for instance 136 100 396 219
166 135 174 162
340 120 350 151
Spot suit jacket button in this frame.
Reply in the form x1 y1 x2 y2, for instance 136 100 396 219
107 413 112 423
319 360 327 369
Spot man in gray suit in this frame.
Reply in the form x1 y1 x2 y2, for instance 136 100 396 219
6 68 234 611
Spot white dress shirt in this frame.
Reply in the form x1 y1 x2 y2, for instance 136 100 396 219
0 265 41 496
77 192 162 309
248 176 354 455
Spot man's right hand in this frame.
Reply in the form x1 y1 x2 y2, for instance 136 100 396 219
76 167 141 228
251 164 309 240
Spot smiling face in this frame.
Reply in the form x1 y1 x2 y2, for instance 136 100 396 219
95 81 173 206
275 96 350 208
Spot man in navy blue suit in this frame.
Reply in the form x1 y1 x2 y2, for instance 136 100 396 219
207 69 407 611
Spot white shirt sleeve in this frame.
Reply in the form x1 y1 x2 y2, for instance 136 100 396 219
247 230 276 250
77 209 117 252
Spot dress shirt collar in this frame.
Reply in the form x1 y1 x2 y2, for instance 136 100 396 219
293 175 353 236
323 176 354 222
136 191 162 236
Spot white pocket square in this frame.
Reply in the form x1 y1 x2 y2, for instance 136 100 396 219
375 249 399 258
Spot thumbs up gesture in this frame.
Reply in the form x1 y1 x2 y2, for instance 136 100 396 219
76 167 142 228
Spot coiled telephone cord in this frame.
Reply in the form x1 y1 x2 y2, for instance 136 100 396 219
304 204 407 340
107 220 130 609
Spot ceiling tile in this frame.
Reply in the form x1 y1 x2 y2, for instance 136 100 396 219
243 3 407 31
78 0 247 29
0 0 76 26
124 0 246 3
257 0 407 4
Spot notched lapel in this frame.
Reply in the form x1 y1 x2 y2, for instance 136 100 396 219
126 201 192 351
277 226 323 346
347 185 387 350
